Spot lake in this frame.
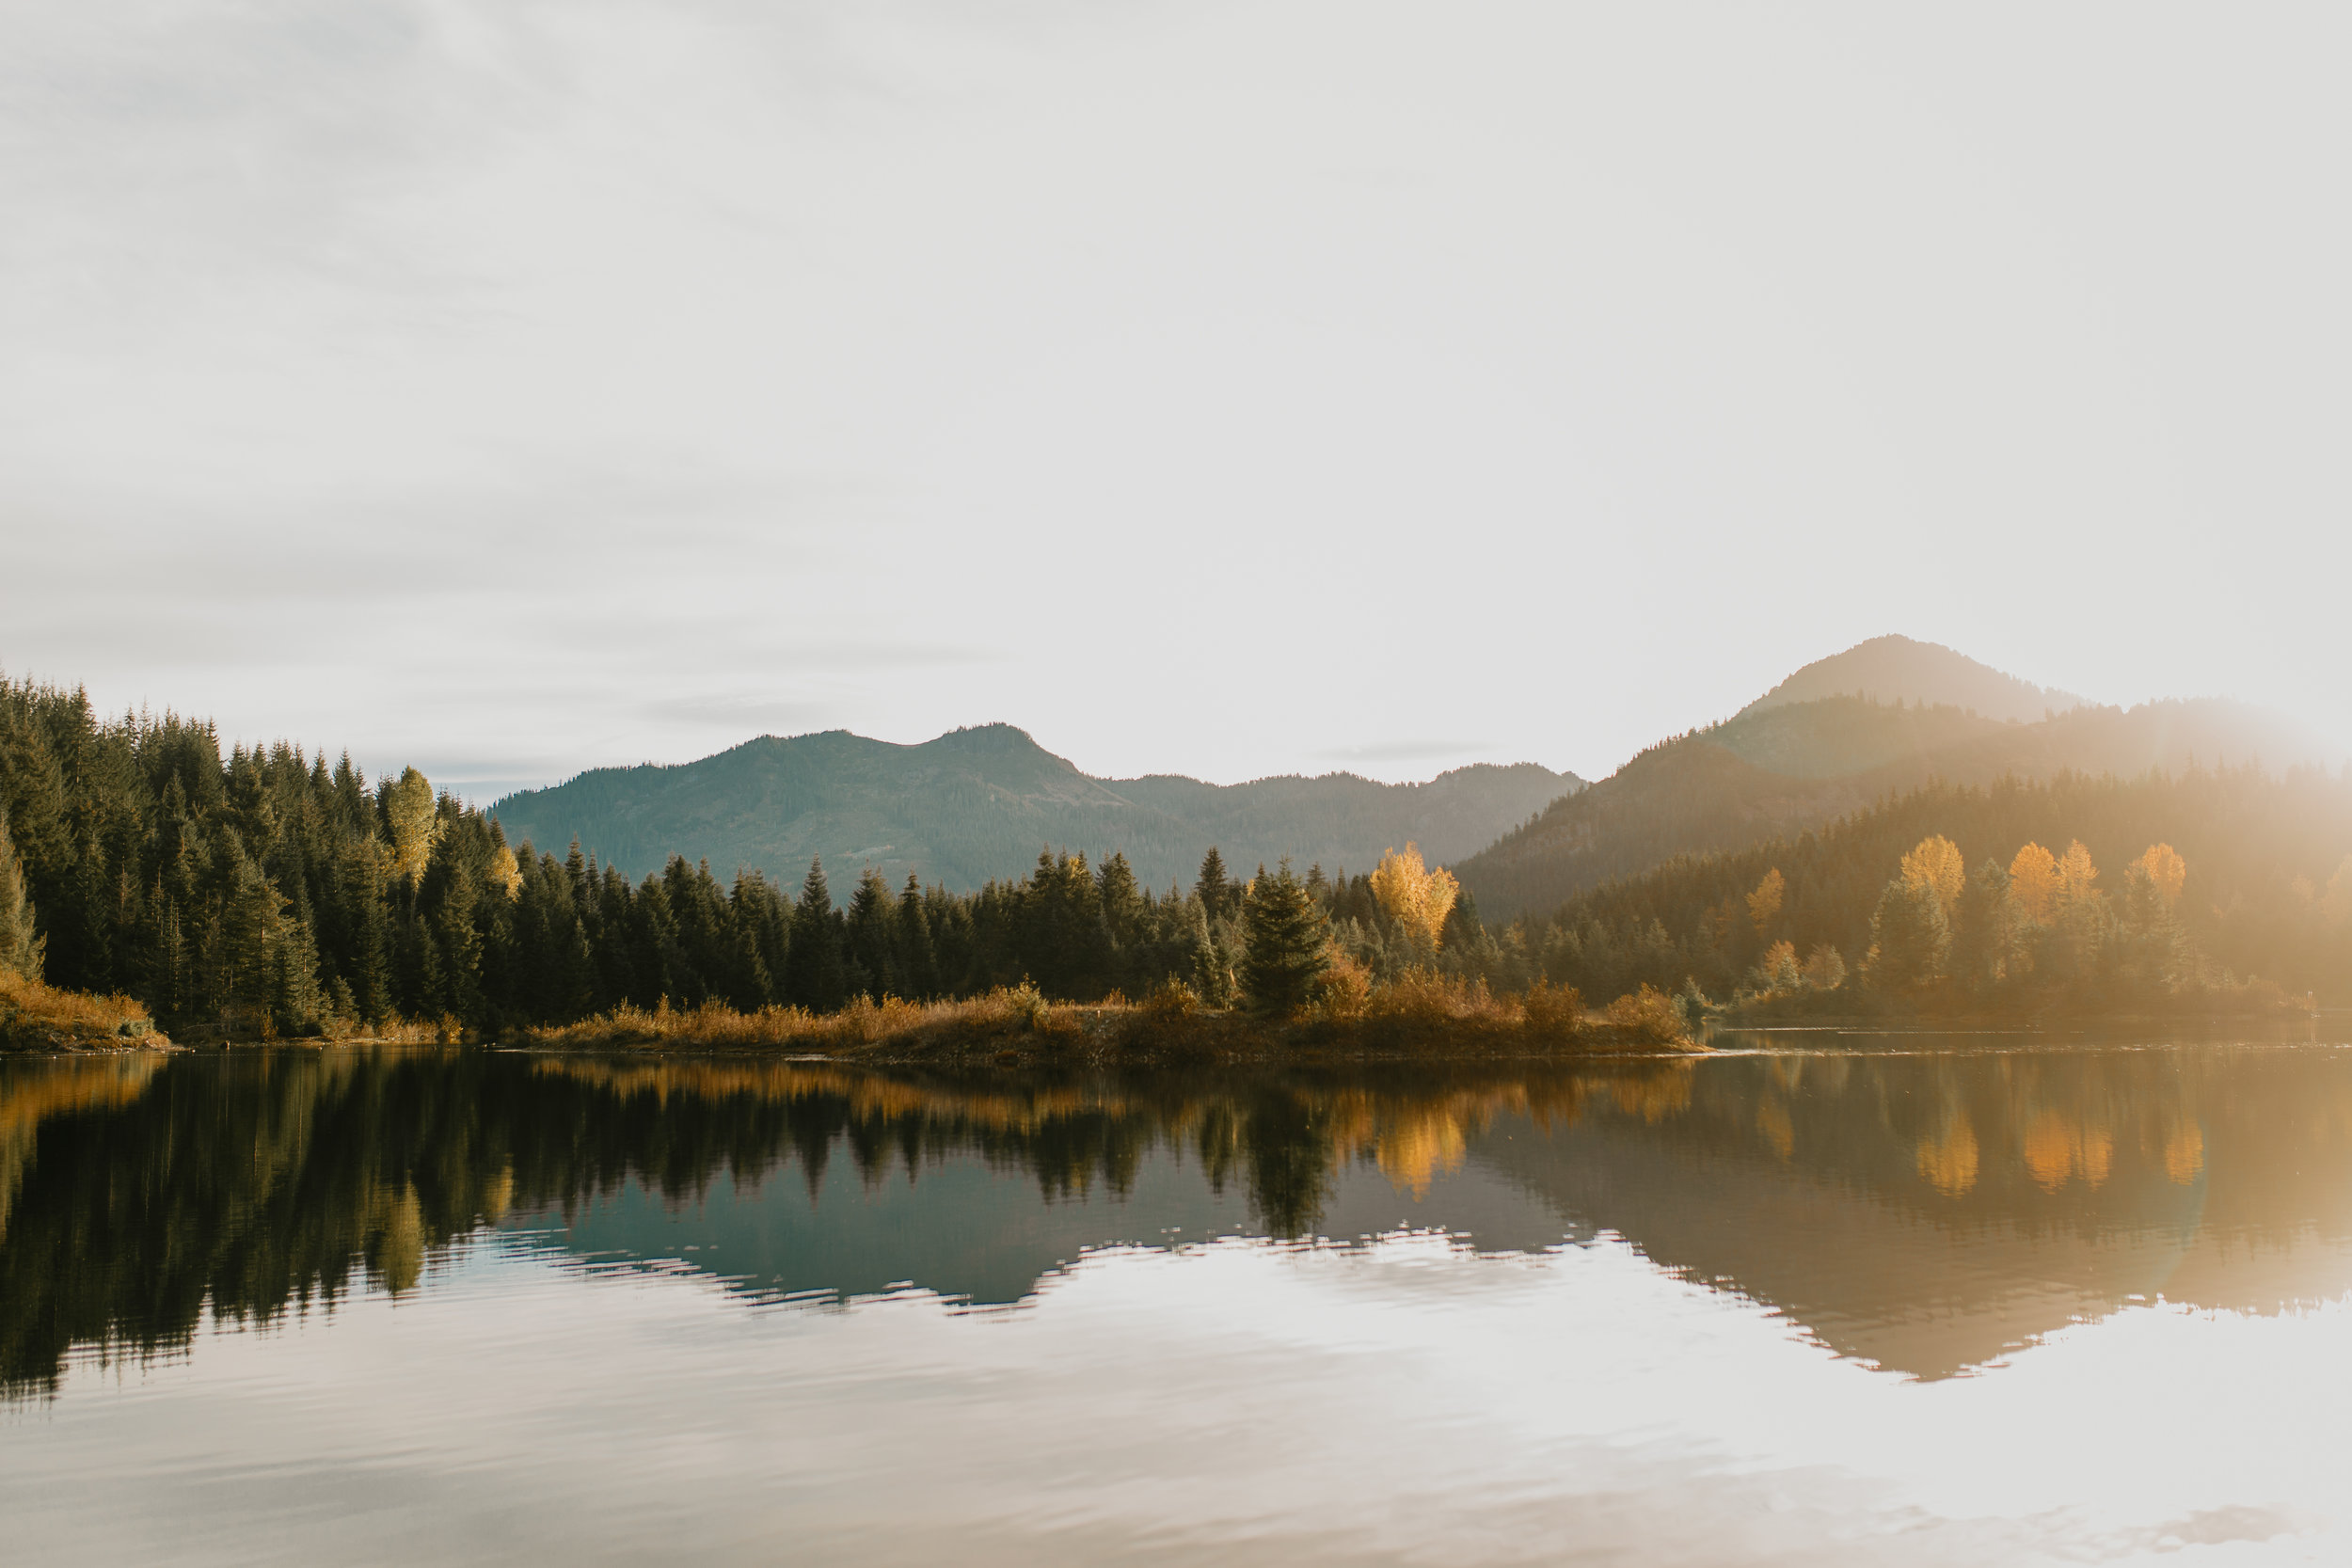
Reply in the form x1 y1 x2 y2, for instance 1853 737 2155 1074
5 1032 2351 1564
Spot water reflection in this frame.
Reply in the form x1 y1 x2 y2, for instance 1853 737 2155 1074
6 1038 2352 1395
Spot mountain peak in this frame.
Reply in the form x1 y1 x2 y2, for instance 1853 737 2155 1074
1740 635 2087 726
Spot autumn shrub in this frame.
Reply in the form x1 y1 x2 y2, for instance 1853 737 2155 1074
1602 984 1690 1046
1000 981 1053 1032
1138 977 1202 1020
1364 968 1512 1027
830 995 930 1045
0 969 161 1049
1304 951 1372 1022
1363 967 1458 1026
1520 979 1586 1040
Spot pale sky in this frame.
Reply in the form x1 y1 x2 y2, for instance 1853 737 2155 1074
5 3 2348 799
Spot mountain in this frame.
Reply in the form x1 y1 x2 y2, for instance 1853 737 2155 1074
1740 634 2088 723
488 724 1581 895
1456 657 2337 922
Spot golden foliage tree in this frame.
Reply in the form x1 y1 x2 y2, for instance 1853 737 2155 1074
2010 842 2058 924
1370 843 1459 953
1753 939 1801 993
2133 843 2186 904
1746 867 1786 935
490 844 522 901
2056 839 2100 909
385 767 438 886
1899 835 1965 915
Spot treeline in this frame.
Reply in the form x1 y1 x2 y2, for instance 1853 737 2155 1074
1497 768 2352 1011
0 677 1495 1037
1454 695 2326 921
10 671 2344 1035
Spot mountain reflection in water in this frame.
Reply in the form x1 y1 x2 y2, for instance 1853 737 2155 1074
6 1037 2352 1396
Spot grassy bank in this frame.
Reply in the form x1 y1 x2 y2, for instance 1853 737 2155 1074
0 972 170 1053
513 975 1698 1063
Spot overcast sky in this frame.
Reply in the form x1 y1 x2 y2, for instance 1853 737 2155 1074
5 2 2348 798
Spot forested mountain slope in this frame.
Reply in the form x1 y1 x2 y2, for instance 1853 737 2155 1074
1740 634 2087 723
489 723 1579 893
1457 695 2336 921
1512 766 2352 1009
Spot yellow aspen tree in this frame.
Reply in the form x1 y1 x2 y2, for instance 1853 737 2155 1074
1899 835 1965 915
1370 843 1458 952
2057 840 2100 908
2133 843 2186 904
2010 843 2058 924
1368 844 1422 936
1747 868 1786 935
490 844 522 900
385 768 437 886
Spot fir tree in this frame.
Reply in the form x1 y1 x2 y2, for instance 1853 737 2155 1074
1952 859 2017 989
1239 858 1330 1016
1097 851 1145 952
1866 877 1950 990
898 874 938 998
783 858 846 1011
1196 846 1232 922
0 806 43 980
845 869 899 1000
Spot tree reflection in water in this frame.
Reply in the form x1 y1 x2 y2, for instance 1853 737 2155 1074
6 1037 2352 1394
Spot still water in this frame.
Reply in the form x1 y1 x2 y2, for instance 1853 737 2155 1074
6 1035 2352 1563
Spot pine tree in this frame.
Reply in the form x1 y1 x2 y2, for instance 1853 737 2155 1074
221 849 282 1036
0 806 43 980
783 858 846 1011
1865 877 1950 990
1191 926 1236 1009
1097 851 1145 952
1746 868 1786 936
1238 858 1331 1016
845 869 898 1000
1952 858 2017 990
897 874 938 998
1195 847 1232 922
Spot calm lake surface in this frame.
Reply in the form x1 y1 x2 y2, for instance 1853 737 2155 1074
7 1033 2352 1564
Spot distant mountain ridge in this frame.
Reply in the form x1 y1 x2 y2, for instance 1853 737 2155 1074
1455 633 2338 921
489 724 1581 895
1740 634 2087 724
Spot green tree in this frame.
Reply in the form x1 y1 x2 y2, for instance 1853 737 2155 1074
1097 851 1146 954
1866 876 1950 990
897 874 938 998
844 868 899 1000
1952 858 2017 990
1195 847 1233 923
1190 917 1236 1009
783 858 845 1011
2116 862 2189 995
0 806 42 981
1239 859 1331 1016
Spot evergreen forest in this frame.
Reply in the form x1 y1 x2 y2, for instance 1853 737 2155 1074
0 677 1486 1037
4 673 2347 1040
